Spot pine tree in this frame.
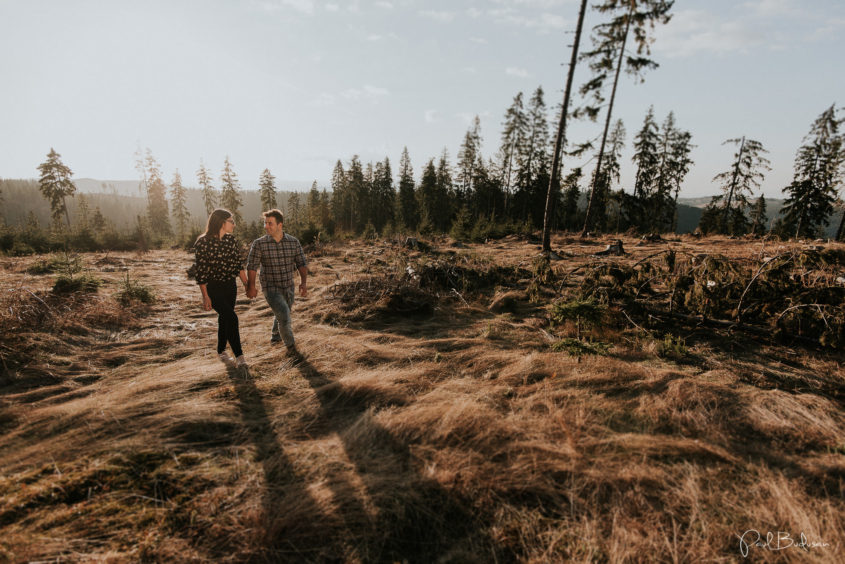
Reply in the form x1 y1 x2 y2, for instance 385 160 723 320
319 189 332 233
457 116 482 203
668 128 695 232
750 195 768 235
373 157 395 233
397 147 418 231
514 87 550 224
139 149 172 237
591 119 626 232
259 168 278 211
560 167 583 231
498 92 529 214
543 0 588 251
307 180 321 226
713 137 770 235
170 170 190 243
91 207 107 234
219 156 244 225
779 105 844 239
197 160 217 215
287 193 302 234
435 150 455 231
580 0 674 236
76 193 91 232
331 160 351 232
417 159 439 234
37 148 77 229
347 156 368 233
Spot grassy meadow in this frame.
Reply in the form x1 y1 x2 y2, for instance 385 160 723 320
1 234 843 562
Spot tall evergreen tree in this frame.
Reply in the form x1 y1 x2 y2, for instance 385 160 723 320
417 159 439 234
497 92 529 213
457 117 482 202
435 150 455 231
749 195 768 235
37 148 76 229
219 156 244 225
170 170 190 243
580 0 674 236
307 180 321 226
287 193 302 234
779 105 844 239
259 168 278 211
543 0 588 251
373 157 395 233
347 156 368 233
668 128 695 232
712 137 770 235
76 193 91 232
197 160 217 215
139 149 172 237
592 119 625 232
397 147 418 230
331 160 351 232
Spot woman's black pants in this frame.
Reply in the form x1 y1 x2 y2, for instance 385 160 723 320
206 279 243 357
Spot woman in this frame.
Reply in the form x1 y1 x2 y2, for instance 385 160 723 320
194 208 249 368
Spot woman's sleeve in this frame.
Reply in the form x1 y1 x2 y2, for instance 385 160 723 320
194 239 209 285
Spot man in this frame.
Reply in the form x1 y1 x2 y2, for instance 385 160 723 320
246 209 308 355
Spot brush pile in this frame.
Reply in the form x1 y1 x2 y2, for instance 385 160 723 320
322 253 530 323
565 246 845 348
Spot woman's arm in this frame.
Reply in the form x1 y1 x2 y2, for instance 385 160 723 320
199 283 212 310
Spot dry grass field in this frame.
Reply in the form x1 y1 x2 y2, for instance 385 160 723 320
1 233 843 563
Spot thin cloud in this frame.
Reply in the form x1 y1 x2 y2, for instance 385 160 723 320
254 0 315 15
419 10 457 23
506 66 530 78
491 10 569 31
375 1 394 8
425 109 439 123
741 0 801 17
654 10 769 57
341 85 390 102
469 37 488 44
307 93 336 107
325 3 339 12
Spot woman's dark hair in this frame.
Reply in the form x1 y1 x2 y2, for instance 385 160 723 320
197 208 232 243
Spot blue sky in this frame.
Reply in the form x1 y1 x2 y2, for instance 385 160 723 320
1 0 843 197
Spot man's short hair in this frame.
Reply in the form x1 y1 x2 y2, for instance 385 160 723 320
262 209 284 223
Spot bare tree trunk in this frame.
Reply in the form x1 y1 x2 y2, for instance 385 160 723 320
722 136 745 230
581 1 633 238
542 0 587 252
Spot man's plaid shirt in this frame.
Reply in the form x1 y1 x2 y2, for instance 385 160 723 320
246 233 307 291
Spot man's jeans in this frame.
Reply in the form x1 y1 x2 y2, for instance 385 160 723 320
264 287 295 347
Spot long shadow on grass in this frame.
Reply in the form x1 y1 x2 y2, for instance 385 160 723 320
227 366 341 561
292 355 487 563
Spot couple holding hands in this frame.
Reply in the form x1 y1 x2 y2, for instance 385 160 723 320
193 208 307 369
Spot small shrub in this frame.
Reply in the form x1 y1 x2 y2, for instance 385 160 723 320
551 338 610 357
656 333 688 360
26 256 63 275
115 272 156 305
550 299 606 340
53 273 101 293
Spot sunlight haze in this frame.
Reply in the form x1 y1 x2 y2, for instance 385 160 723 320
1 0 843 197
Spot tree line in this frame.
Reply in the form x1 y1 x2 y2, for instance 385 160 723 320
3 0 844 255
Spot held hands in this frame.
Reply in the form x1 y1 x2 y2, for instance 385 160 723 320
246 285 258 299
202 295 213 311
299 283 308 298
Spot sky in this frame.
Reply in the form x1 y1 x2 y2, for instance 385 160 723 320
1 0 843 198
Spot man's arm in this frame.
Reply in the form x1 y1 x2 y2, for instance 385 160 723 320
298 265 308 297
246 270 258 299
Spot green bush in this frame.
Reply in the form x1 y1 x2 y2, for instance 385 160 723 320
551 338 610 357
53 273 101 293
115 272 156 305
